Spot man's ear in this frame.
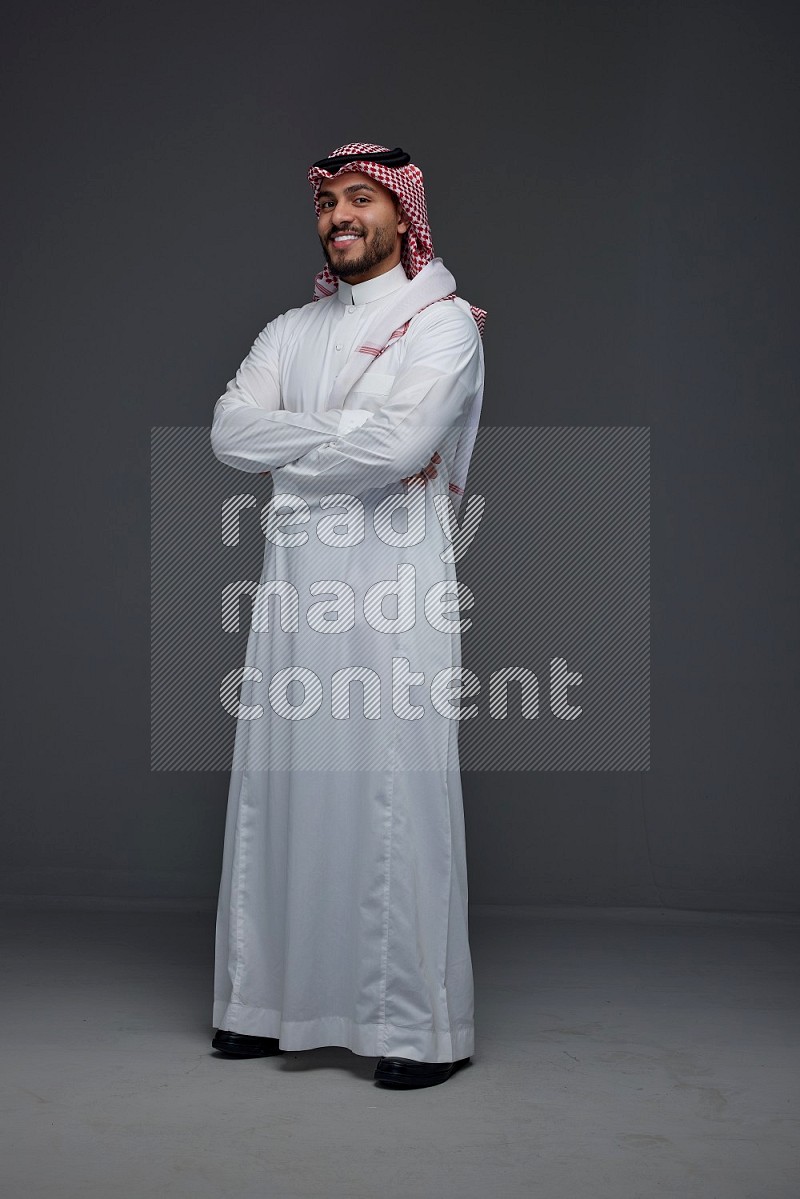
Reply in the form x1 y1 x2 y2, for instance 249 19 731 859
396 203 410 236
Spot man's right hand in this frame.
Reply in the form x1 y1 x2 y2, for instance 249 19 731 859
401 451 441 487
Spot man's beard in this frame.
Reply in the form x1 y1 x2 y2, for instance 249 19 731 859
321 222 397 279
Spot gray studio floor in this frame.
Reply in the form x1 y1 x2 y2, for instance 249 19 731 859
1 903 798 1199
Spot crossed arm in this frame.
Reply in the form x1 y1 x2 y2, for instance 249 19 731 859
210 314 348 473
210 305 481 494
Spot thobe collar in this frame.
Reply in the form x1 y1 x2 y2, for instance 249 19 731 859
335 261 410 307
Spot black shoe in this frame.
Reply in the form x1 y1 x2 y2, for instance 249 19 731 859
211 1029 282 1057
374 1055 471 1088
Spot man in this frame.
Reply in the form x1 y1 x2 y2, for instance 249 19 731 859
209 142 486 1089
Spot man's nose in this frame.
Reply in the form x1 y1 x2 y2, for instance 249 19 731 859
328 200 356 225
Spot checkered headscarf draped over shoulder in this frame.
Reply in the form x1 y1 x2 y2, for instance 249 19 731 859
307 141 487 337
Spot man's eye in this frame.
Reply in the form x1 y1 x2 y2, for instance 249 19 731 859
320 196 368 209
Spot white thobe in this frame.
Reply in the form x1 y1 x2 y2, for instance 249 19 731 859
210 261 484 1062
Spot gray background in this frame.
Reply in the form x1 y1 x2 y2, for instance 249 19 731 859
3 0 797 912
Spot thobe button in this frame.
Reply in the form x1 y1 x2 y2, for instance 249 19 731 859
345 307 355 314
335 343 343 350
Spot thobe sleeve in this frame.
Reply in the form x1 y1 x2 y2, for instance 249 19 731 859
210 314 348 474
274 304 482 499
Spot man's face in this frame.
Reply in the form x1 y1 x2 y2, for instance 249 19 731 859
317 171 409 284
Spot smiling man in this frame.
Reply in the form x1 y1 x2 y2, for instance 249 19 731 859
321 172 408 280
209 141 487 1090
